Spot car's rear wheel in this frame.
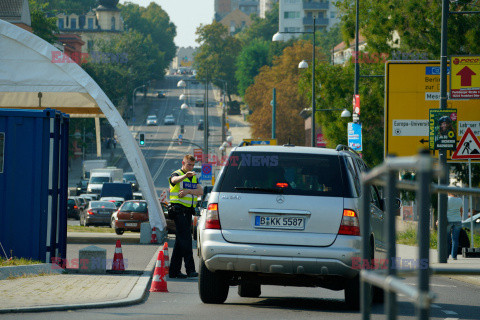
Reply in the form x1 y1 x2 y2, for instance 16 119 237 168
344 276 360 310
198 258 229 304
115 228 124 235
237 281 261 298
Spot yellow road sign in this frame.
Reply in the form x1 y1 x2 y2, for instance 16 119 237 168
385 61 480 161
243 139 277 145
450 56 480 99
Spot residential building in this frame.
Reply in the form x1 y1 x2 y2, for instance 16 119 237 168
278 0 340 39
219 9 252 35
259 0 278 18
333 34 367 65
55 0 124 53
215 0 259 21
0 0 32 32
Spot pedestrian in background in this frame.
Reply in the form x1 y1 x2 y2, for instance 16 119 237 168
168 154 203 278
447 192 463 260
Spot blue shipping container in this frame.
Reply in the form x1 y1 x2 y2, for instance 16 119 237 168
0 108 69 263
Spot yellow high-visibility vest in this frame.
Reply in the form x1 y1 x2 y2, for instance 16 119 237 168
169 169 198 208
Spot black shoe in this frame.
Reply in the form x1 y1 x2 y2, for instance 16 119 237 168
187 272 199 278
169 273 187 279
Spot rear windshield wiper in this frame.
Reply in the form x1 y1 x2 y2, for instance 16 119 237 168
234 187 284 194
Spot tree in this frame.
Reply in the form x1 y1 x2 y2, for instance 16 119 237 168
336 0 480 57
235 40 271 97
195 22 242 101
37 0 97 14
245 41 323 146
82 30 157 106
120 2 177 79
29 1 58 44
298 60 385 167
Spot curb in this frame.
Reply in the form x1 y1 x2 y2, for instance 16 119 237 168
0 246 162 313
0 263 64 280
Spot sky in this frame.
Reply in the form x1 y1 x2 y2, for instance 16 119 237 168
120 0 215 48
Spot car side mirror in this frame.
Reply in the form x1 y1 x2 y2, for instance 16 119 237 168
380 198 401 216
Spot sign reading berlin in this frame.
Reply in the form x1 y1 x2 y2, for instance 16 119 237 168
450 56 480 99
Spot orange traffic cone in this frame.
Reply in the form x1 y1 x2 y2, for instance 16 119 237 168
151 227 158 244
150 251 168 292
163 242 170 275
112 239 125 271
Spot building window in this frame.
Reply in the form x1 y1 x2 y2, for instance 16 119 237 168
88 18 94 29
111 17 116 30
70 18 77 29
87 40 94 52
284 11 300 19
58 18 64 29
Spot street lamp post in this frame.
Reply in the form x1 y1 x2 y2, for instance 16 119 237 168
273 17 319 147
178 78 209 159
132 85 145 126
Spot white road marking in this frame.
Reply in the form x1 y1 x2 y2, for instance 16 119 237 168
442 310 458 315
405 282 456 288
431 304 441 308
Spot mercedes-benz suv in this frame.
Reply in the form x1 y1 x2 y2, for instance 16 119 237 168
197 145 387 309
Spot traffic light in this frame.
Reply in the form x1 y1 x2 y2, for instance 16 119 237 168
139 133 145 146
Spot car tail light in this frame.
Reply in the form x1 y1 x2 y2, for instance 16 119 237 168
74 205 78 209
87 210 94 215
205 203 221 229
276 182 289 188
338 209 360 236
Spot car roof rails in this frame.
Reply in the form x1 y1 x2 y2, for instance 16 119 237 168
336 144 361 157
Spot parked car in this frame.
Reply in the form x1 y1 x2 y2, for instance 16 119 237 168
67 197 82 219
100 197 125 208
123 172 139 191
111 200 148 235
80 200 117 227
157 91 166 98
164 114 175 125
146 115 158 126
195 99 204 107
197 145 389 309
197 120 204 130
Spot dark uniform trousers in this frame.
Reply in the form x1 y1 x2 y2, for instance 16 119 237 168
170 204 195 275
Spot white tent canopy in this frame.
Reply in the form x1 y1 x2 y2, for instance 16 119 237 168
0 19 166 231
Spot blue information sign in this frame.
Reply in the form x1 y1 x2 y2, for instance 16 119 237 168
348 122 362 152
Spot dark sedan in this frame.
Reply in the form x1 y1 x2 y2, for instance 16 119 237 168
80 201 117 227
67 197 82 219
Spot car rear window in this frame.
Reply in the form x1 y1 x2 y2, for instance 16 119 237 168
91 201 116 209
218 151 348 197
67 199 75 205
120 201 147 213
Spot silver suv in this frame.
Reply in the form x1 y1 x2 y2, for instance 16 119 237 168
197 145 386 309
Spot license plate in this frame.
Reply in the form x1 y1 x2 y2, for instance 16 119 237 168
125 223 137 227
254 216 305 230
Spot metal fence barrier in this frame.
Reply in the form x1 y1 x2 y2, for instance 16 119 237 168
360 151 480 320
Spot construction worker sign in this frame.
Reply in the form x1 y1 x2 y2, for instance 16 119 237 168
429 109 457 150
451 127 480 159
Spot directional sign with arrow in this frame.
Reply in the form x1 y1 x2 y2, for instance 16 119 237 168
450 56 480 99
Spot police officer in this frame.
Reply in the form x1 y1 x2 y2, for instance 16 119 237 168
168 154 203 278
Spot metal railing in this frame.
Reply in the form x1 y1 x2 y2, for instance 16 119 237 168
360 151 480 320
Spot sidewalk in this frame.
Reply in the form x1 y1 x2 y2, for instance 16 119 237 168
397 244 480 286
0 246 161 313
